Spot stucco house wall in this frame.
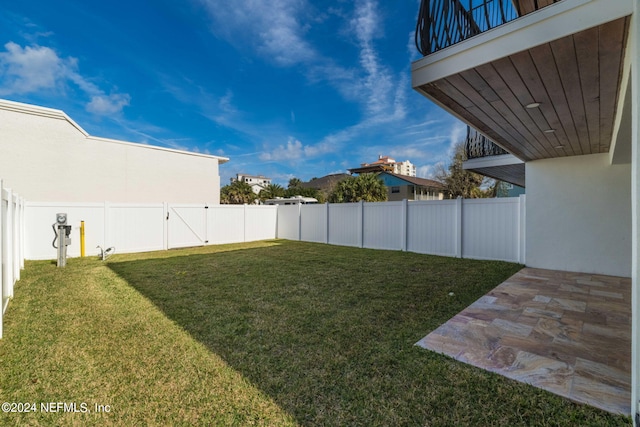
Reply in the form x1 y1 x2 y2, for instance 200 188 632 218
525 153 631 277
0 99 227 203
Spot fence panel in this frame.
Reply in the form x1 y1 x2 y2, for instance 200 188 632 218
107 204 165 253
462 198 521 262
1 182 26 339
300 204 328 243
24 202 106 260
327 203 360 247
277 205 300 240
207 205 245 244
407 200 458 257
362 201 403 251
245 205 277 242
1 186 8 317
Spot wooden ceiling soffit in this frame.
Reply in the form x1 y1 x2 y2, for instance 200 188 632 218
418 16 629 162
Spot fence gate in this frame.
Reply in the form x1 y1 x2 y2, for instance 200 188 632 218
167 204 208 249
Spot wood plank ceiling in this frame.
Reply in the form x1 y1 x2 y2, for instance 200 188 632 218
417 16 629 162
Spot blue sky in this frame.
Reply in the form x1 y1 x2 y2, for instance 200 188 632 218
0 0 465 186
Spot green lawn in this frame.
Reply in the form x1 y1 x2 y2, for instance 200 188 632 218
0 240 632 426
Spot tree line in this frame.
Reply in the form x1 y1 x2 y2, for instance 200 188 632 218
220 142 504 204
220 174 388 205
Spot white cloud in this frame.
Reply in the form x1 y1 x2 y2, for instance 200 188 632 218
0 41 130 115
0 42 66 94
87 93 131 115
260 137 304 161
198 0 316 66
259 136 336 162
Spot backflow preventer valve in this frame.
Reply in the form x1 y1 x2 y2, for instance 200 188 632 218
52 213 72 267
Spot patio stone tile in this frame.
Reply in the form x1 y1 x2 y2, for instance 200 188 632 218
416 268 631 416
490 318 533 337
507 350 574 396
559 283 590 294
548 297 587 312
590 289 624 299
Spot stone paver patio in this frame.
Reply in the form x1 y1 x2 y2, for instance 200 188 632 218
416 268 631 415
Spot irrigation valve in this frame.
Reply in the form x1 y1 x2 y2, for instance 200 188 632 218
53 213 72 267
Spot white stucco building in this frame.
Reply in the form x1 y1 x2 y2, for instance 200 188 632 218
231 174 272 194
0 99 228 203
349 156 417 177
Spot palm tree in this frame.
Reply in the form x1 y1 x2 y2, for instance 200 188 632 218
220 181 257 204
288 177 302 189
259 183 285 203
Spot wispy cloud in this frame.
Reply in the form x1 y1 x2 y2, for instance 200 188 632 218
0 41 130 115
259 136 335 162
197 0 406 123
197 0 317 67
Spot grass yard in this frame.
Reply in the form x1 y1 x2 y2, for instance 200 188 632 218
0 240 632 426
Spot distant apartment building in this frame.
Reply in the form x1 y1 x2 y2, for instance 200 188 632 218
231 174 271 194
348 155 416 177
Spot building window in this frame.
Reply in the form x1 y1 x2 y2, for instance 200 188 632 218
391 186 400 193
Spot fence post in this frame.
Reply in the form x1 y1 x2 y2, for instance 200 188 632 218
19 197 25 269
401 199 408 251
5 188 13 299
243 204 247 242
13 194 20 282
325 202 329 244
455 196 463 258
103 201 110 251
297 203 302 241
519 194 526 264
163 202 169 250
358 200 364 248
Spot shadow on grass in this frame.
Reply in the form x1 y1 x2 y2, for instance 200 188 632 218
106 241 626 426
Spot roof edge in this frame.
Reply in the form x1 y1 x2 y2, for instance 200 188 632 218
0 98 229 164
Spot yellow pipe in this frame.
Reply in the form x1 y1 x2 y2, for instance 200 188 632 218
80 221 85 257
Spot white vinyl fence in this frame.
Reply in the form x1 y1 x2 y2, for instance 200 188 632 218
1 180 26 339
25 202 278 260
277 196 526 263
8 195 524 339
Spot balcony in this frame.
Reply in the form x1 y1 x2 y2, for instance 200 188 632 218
412 0 633 163
465 126 508 159
415 0 560 56
463 126 525 187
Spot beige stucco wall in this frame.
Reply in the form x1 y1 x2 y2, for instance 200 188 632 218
0 100 227 203
525 153 631 277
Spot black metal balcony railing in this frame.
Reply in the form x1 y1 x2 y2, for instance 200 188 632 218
415 0 561 56
465 126 508 159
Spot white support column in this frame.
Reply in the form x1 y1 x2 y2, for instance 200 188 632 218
631 1 640 423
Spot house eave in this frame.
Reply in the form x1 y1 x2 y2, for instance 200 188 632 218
412 0 634 87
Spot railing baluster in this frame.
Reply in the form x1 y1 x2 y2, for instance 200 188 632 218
415 0 561 56
465 126 508 159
